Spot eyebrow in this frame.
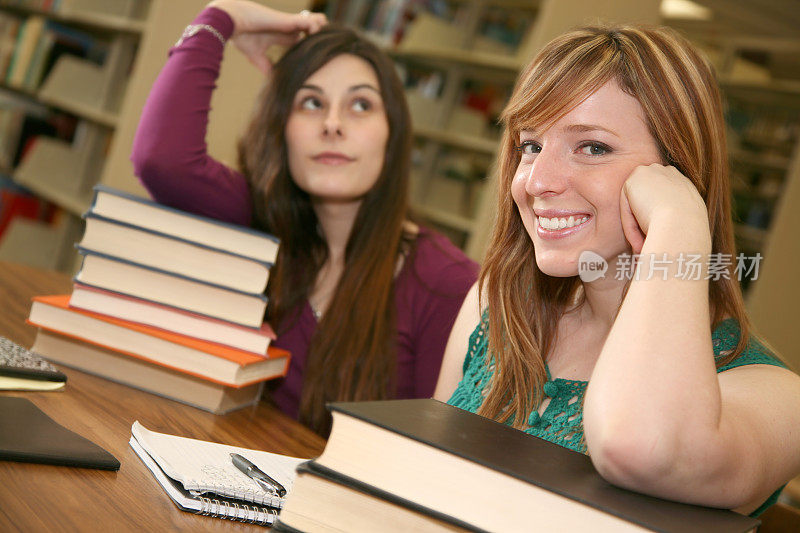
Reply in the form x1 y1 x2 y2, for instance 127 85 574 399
299 83 381 95
562 124 620 137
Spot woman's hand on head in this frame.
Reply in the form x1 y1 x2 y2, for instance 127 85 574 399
207 0 327 74
619 164 709 255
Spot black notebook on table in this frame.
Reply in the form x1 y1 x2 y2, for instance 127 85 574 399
0 396 119 470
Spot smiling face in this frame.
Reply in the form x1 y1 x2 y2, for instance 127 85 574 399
285 54 389 204
511 79 663 277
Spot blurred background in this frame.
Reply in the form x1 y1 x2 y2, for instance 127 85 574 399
0 1 797 479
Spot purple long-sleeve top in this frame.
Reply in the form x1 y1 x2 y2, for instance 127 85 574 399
131 7 479 420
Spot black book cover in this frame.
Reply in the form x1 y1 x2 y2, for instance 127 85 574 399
327 399 759 533
0 397 119 470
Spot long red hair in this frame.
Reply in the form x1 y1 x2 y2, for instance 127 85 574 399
479 25 749 429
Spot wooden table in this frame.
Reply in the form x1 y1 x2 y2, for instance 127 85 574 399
0 261 326 532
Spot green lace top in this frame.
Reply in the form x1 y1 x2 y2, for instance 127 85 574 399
447 312 788 516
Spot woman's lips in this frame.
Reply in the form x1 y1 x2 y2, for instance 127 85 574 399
312 152 354 166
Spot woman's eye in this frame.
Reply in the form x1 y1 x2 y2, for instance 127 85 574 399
351 98 371 112
300 97 322 111
515 141 541 155
578 142 611 156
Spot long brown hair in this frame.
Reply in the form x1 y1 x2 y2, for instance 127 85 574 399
480 25 749 429
238 26 413 434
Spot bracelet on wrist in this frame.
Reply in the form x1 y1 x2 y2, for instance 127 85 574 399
175 24 226 48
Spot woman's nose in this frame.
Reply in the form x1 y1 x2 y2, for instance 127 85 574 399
524 148 568 197
322 108 343 138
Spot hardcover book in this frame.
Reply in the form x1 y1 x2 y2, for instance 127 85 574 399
27 294 289 387
89 185 279 264
277 399 759 533
74 249 268 329
32 330 266 414
78 213 272 294
69 283 274 355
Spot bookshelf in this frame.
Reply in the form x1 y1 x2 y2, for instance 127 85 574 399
0 0 308 272
0 0 148 271
326 0 662 260
700 39 800 275
100 0 311 196
706 40 800 371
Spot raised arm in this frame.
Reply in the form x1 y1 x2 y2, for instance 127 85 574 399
131 7 251 225
131 1 326 225
583 164 800 513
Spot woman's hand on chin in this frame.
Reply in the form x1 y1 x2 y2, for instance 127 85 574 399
207 0 327 74
619 164 710 255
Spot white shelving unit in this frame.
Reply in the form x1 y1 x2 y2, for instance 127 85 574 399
353 0 662 259
2 0 307 273
0 0 149 271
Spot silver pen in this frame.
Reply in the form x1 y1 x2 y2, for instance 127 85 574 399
230 453 287 497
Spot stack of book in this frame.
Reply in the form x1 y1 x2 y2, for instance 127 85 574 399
26 185 289 414
275 399 761 532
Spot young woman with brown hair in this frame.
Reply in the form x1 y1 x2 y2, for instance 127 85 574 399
132 1 478 435
435 25 800 515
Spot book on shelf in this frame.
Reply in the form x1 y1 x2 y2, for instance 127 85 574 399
69 283 274 355
0 1 60 12
89 185 280 265
31 329 266 414
0 15 21 82
129 420 305 526
34 13 120 111
11 107 77 168
0 183 52 237
0 109 22 171
334 0 373 28
27 294 290 387
19 26 53 90
276 399 760 533
74 249 268 328
17 18 102 92
5 15 45 88
0 334 65 391
78 212 272 294
42 18 107 67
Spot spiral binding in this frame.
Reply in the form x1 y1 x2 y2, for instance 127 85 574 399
188 478 283 508
197 495 277 526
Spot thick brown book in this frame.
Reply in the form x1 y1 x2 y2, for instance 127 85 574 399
70 284 274 355
27 295 289 387
278 461 475 532
278 399 759 533
0 396 119 470
32 330 265 415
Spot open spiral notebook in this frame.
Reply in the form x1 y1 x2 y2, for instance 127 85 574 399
130 421 305 526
